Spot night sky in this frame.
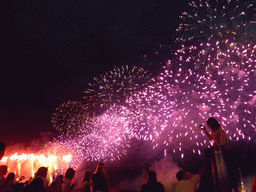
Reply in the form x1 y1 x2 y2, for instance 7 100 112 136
1 0 185 144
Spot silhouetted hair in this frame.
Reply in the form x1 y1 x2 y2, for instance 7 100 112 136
147 171 157 183
94 162 108 178
95 162 106 173
3 172 15 188
35 167 48 178
57 175 63 183
207 117 221 130
0 142 5 152
65 168 75 180
95 162 109 178
82 171 93 183
0 142 5 160
176 170 185 181
6 172 15 182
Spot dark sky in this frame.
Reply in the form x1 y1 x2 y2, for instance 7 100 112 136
1 0 187 144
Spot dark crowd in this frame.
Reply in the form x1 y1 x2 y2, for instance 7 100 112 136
0 117 256 192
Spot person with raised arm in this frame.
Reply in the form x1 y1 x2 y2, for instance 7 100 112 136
201 117 228 147
174 164 207 192
90 163 109 192
201 117 239 192
141 171 165 192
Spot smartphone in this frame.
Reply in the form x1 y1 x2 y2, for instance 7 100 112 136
199 125 205 129
70 184 75 190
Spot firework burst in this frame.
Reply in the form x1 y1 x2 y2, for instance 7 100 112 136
74 105 134 162
172 40 256 72
40 138 80 170
175 0 256 43
125 81 174 142
84 65 153 114
49 0 256 162
127 62 255 158
51 101 89 138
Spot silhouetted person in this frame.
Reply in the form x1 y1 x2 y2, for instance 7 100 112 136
202 117 228 147
141 171 165 192
48 175 63 192
0 142 6 160
91 162 109 192
29 167 49 188
62 168 76 192
174 164 206 192
78 171 93 192
0 165 8 190
202 117 238 192
2 172 16 191
20 177 45 192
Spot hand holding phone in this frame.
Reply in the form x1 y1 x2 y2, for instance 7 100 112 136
199 125 205 129
70 184 75 190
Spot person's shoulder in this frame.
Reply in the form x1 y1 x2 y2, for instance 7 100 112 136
62 178 71 184
0 176 5 181
93 172 100 176
158 181 165 190
78 181 88 190
173 180 186 192
190 174 200 183
141 183 147 191
92 173 98 177
157 181 164 187
91 173 99 179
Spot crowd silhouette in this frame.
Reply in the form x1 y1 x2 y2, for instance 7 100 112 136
0 116 256 192
0 161 108 192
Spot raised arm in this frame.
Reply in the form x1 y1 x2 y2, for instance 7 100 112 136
202 127 213 140
90 176 94 192
198 164 207 179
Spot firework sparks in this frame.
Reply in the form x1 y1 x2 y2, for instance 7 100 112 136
1 149 74 183
74 105 133 162
49 0 256 162
175 0 256 43
125 80 174 142
172 39 256 72
52 101 89 138
84 65 153 114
